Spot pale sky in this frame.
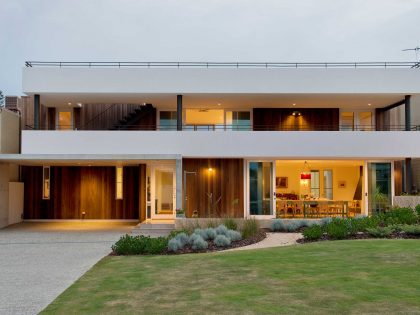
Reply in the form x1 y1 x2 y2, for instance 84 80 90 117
1 0 420 95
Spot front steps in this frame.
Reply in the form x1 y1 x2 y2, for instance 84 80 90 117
131 222 175 237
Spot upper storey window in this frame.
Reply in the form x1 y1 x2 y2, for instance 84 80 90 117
159 111 177 130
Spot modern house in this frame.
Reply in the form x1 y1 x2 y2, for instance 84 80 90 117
0 61 420 229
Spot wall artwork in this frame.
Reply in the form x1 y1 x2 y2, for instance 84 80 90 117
276 177 288 189
338 180 346 189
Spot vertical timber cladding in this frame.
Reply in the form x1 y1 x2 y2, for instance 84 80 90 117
182 158 244 218
22 166 142 219
253 108 339 130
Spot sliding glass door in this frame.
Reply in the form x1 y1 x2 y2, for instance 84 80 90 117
248 161 274 216
368 162 391 215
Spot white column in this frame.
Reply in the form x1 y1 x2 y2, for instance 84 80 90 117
175 158 183 211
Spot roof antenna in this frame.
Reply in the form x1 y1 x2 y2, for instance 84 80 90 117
402 46 420 62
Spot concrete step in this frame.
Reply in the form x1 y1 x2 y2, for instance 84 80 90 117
131 222 175 238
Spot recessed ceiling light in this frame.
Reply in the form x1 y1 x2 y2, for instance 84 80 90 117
292 103 296 106
68 102 72 106
217 103 221 106
368 103 371 106
77 102 82 107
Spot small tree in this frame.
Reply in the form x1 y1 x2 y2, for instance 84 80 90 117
0 90 4 107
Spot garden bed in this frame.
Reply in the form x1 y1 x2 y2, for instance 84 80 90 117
297 231 420 243
167 230 266 254
111 218 266 256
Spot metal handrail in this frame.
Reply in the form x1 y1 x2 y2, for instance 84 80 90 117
24 124 420 131
24 61 420 69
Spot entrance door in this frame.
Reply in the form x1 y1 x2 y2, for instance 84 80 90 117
367 162 392 215
151 165 176 219
247 161 275 217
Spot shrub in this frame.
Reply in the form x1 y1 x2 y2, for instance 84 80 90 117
299 219 319 228
289 220 304 232
227 229 242 242
326 219 350 240
191 235 208 250
303 225 323 241
204 227 217 240
415 204 420 218
193 228 209 240
271 220 286 232
320 217 333 226
168 238 183 252
241 218 259 239
401 225 420 236
214 234 231 247
384 207 417 225
366 226 394 238
168 229 189 240
223 218 238 231
215 224 229 236
174 232 189 247
188 233 202 245
112 234 168 255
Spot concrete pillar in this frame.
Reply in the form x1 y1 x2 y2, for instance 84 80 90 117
405 158 413 194
405 95 411 131
34 94 40 130
177 95 182 131
175 158 183 212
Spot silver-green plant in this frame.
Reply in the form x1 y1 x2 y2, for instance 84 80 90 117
193 228 209 240
204 227 217 240
271 220 286 232
168 238 183 252
175 232 189 246
191 234 208 250
214 234 231 247
227 229 242 241
215 224 229 236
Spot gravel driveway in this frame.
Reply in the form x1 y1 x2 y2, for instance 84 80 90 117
0 221 134 315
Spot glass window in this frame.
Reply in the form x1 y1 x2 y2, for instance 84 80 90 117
42 166 50 199
116 166 123 200
155 169 174 214
310 170 320 198
159 111 177 130
323 170 333 199
340 112 354 131
249 162 272 215
57 111 73 130
368 163 391 215
359 112 373 131
226 111 251 130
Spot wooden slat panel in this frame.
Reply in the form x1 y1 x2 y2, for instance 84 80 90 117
253 108 339 131
22 166 140 219
182 159 244 218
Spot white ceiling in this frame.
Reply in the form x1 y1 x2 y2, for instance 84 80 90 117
37 92 406 110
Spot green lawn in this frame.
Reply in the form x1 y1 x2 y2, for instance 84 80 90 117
42 240 420 315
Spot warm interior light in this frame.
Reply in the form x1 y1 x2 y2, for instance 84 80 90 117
292 111 301 116
292 103 296 106
368 103 371 106
67 102 72 106
208 167 213 172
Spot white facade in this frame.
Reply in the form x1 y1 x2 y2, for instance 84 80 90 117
23 67 420 95
22 130 420 159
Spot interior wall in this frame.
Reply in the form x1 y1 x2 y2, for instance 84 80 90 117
22 166 141 219
275 161 362 201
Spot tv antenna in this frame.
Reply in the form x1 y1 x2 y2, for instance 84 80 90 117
402 46 420 62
